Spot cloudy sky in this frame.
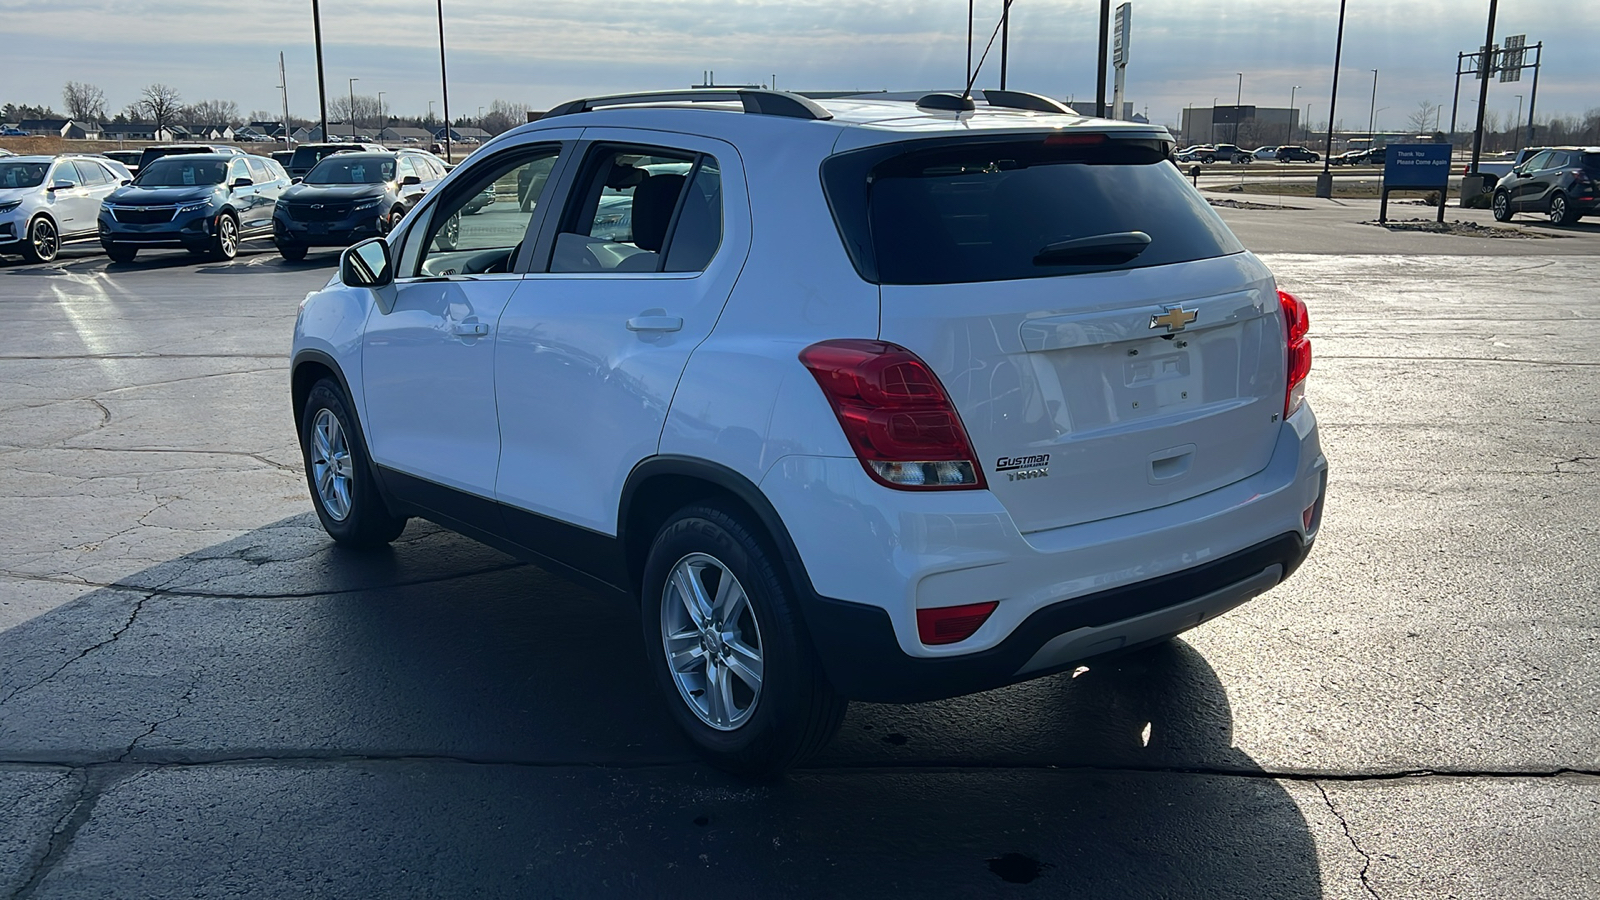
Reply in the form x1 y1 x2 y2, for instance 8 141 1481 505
4 0 1595 131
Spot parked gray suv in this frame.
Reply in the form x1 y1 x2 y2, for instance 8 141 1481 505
0 155 129 262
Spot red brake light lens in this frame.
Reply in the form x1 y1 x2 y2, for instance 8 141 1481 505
917 601 999 645
1279 290 1312 418
799 340 987 490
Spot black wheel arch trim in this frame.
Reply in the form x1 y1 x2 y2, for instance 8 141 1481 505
619 455 816 599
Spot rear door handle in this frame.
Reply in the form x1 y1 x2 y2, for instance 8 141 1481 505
626 315 683 333
451 322 490 337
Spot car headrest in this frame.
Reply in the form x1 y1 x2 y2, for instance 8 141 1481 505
630 173 686 253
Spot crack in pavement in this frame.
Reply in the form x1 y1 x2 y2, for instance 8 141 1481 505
1317 781 1383 900
12 768 100 900
0 591 153 708
0 560 528 603
117 671 205 764
1316 354 1600 367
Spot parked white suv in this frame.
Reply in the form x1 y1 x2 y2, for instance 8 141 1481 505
290 89 1327 774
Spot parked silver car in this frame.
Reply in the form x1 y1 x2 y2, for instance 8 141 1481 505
0 154 130 262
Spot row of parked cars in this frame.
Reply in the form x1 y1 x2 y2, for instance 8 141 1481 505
0 143 456 264
1174 144 1322 164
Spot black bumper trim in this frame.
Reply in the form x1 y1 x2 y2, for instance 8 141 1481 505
801 532 1309 703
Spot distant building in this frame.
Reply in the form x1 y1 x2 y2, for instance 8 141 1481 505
101 122 173 141
379 126 433 144
18 118 102 139
435 126 491 143
1179 106 1302 148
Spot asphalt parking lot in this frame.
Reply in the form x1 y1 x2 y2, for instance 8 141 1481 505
1 216 1598 897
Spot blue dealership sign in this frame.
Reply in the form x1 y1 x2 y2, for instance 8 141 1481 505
1384 143 1453 190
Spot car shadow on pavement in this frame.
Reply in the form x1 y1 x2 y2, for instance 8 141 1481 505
0 516 1324 897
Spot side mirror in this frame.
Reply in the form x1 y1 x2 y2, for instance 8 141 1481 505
291 177 302 185
341 238 393 288
120 179 132 186
231 177 253 189
401 175 422 186
48 181 74 192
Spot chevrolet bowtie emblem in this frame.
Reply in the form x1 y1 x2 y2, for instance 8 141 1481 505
1150 307 1198 333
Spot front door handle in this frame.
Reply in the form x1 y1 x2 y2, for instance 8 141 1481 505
626 315 683 333
451 322 490 337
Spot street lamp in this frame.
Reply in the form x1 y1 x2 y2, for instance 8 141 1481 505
1289 85 1299 144
1367 69 1379 137
348 77 359 139
1317 0 1349 197
377 91 386 140
1513 94 1524 151
436 0 453 163
1235 73 1243 143
311 0 329 141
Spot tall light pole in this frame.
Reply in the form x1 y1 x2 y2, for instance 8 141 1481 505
1469 0 1499 177
1367 68 1380 138
1289 85 1299 144
1513 94 1524 151
437 0 453 163
347 78 359 139
311 0 328 140
1235 72 1243 143
1318 0 1349 198
1304 102 1312 145
377 91 386 139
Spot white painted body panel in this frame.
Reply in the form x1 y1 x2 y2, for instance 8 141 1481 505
760 404 1325 658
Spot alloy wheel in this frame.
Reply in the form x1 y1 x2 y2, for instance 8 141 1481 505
1550 195 1567 225
309 408 354 521
660 552 765 731
218 216 237 257
31 219 59 262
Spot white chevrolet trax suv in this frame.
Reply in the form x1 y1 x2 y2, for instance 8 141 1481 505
290 89 1327 774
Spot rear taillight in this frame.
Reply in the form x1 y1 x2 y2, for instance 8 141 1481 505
917 601 998 645
799 339 987 490
1279 290 1312 418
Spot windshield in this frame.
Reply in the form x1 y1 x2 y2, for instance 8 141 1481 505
824 136 1243 285
134 157 228 188
0 162 49 189
306 156 395 185
290 146 349 170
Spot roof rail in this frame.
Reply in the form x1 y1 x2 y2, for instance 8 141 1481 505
540 89 832 122
979 89 1077 115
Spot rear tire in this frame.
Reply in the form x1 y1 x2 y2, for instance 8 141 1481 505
298 378 407 547
1492 191 1513 222
641 504 847 776
1549 192 1577 226
104 243 138 263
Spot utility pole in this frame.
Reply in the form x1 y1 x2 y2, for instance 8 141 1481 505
348 77 359 139
377 91 385 137
1096 0 1110 117
1468 0 1498 176
1317 0 1348 198
278 52 292 147
437 0 453 163
311 0 328 140
1289 85 1298 144
1235 72 1243 143
1367 69 1378 136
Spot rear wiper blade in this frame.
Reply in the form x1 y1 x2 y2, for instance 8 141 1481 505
1034 231 1152 266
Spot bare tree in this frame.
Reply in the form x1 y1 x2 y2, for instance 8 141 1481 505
185 99 242 127
328 95 381 132
480 99 530 136
62 82 108 123
138 83 184 130
1406 100 1440 134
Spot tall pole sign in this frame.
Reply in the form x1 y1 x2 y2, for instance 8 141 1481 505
1111 3 1131 121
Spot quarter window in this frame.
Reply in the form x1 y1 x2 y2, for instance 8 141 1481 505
246 158 273 183
72 160 110 185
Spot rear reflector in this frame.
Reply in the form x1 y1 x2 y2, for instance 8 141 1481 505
917 601 999 645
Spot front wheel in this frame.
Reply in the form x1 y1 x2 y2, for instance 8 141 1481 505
1492 191 1513 222
641 504 846 776
276 241 307 262
210 212 238 261
1549 192 1578 226
105 243 138 263
1201 155 1216 165
298 378 407 547
22 217 59 263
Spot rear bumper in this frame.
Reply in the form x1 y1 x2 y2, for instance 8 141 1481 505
760 405 1328 702
804 532 1309 702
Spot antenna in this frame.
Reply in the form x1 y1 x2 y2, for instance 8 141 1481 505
964 0 1015 99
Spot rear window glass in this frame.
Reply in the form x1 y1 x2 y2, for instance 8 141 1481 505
1583 152 1600 172
290 146 348 171
823 136 1244 285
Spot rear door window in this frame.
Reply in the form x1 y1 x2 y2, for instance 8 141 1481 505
548 146 715 274
823 135 1242 285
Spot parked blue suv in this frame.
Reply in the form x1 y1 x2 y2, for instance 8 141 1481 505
98 153 288 262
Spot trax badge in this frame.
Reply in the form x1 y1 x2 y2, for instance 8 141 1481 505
996 454 1051 482
1150 306 1198 333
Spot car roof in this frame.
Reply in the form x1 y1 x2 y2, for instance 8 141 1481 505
499 89 1169 154
140 152 238 162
